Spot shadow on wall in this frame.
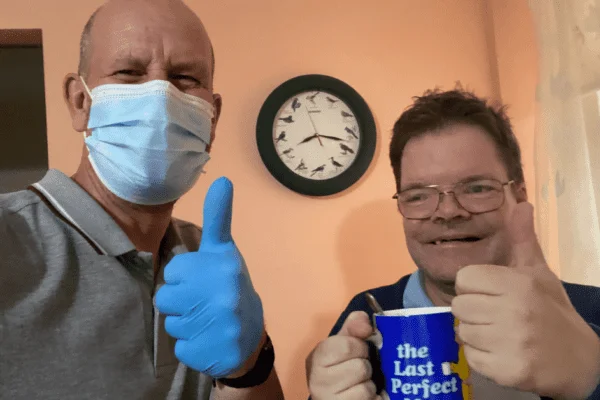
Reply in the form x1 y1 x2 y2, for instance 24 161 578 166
337 199 416 302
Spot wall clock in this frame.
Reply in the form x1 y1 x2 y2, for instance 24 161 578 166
256 74 377 196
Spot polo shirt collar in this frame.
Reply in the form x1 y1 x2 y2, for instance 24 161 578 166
402 269 435 308
32 169 135 256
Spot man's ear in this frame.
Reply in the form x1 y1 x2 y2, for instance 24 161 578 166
63 73 91 133
206 93 222 153
514 182 528 203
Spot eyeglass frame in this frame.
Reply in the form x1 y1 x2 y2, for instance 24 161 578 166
392 179 515 220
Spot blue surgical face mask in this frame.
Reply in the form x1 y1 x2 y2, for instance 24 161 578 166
80 78 214 205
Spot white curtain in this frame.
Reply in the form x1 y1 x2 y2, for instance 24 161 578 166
529 0 600 285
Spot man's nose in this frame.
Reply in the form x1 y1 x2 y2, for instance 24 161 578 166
146 66 169 82
432 192 470 221
145 67 190 93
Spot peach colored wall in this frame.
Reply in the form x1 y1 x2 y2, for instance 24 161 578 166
489 0 538 206
0 0 537 398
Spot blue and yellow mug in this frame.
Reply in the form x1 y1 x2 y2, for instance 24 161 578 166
369 307 472 400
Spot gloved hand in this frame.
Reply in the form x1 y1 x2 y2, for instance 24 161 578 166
155 177 264 378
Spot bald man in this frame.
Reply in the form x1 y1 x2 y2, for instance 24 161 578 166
0 1 284 399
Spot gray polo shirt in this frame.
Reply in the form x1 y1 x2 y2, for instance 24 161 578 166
0 169 212 399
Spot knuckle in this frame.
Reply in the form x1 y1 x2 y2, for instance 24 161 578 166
307 373 325 395
223 321 242 342
455 323 467 342
450 295 466 314
339 336 366 359
154 289 167 309
311 336 363 368
458 264 477 277
455 267 467 283
463 346 480 370
312 339 335 363
356 380 377 398
328 336 354 360
223 352 243 373
358 358 373 380
307 367 334 398
218 289 241 310
174 340 187 362
216 261 240 281
164 316 179 336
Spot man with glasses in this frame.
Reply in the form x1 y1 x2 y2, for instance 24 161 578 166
393 179 514 221
305 87 600 400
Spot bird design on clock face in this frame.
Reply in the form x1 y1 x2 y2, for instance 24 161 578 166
272 91 361 181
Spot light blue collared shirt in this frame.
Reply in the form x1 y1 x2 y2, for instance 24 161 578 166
403 269 434 308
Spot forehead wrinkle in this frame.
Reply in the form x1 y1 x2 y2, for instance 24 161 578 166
400 139 506 187
89 0 213 80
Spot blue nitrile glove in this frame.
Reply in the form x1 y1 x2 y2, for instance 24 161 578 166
154 177 264 378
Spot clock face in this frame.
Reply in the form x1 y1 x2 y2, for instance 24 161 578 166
272 91 361 181
256 74 376 197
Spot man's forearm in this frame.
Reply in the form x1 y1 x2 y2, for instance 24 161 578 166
211 369 284 400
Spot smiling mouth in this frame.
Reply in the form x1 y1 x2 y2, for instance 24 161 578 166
430 237 481 245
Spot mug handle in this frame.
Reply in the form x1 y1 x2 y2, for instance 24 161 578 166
366 316 390 400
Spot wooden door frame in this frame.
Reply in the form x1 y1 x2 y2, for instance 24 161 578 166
0 29 42 47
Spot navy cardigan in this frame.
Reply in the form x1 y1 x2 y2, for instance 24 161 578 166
316 274 600 400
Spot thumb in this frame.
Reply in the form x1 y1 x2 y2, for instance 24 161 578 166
507 201 546 268
200 176 234 250
337 311 373 339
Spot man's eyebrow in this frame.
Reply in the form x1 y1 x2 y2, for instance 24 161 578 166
400 181 430 191
458 174 499 183
109 54 149 69
399 174 500 191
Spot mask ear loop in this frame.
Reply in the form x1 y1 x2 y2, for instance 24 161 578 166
80 76 93 141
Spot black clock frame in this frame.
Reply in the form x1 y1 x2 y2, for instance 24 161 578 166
256 74 377 196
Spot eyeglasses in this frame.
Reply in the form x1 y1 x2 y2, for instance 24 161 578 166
393 179 514 220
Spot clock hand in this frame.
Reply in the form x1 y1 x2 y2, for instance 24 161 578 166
304 104 324 147
298 134 317 145
319 134 344 141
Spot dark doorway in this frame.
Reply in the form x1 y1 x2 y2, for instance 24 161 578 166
0 29 48 193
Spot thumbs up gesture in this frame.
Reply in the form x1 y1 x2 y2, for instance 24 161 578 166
452 196 600 398
155 177 264 378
